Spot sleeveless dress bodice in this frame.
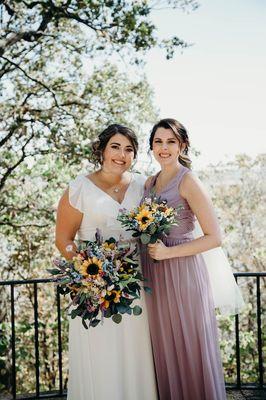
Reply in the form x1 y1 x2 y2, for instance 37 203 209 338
143 166 196 241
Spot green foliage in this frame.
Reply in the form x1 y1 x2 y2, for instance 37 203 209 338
200 154 266 273
200 155 266 385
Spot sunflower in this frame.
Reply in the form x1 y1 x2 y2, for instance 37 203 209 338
135 209 154 230
78 257 103 278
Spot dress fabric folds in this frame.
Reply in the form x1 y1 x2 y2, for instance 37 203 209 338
66 173 158 400
141 165 227 400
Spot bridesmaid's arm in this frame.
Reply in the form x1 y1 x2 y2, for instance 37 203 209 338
148 172 222 260
55 189 83 260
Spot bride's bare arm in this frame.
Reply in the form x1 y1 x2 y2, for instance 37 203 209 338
55 189 83 260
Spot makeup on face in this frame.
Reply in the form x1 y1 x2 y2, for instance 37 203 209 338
152 128 181 164
102 134 135 172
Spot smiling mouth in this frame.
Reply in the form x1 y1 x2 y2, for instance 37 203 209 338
113 160 126 165
159 153 171 158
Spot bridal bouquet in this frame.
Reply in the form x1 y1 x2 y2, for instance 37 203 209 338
48 231 145 329
117 195 182 245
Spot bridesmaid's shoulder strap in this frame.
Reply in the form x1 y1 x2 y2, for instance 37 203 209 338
144 174 156 191
176 165 191 188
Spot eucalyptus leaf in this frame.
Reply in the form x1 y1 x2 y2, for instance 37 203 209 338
123 256 139 265
71 308 81 319
47 268 61 275
117 304 128 314
144 286 152 294
150 235 159 244
112 314 122 324
104 309 112 318
132 231 140 237
82 318 88 329
140 233 151 244
90 319 101 328
148 223 157 234
133 305 142 316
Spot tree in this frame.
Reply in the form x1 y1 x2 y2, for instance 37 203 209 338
200 154 265 273
0 0 198 191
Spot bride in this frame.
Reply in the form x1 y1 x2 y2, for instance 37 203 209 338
55 124 158 400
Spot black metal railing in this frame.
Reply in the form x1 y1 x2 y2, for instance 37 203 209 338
0 272 265 399
230 272 266 390
0 278 65 400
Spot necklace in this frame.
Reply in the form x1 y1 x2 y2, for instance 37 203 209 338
95 170 132 194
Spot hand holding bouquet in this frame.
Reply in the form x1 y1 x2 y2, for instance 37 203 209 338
117 195 182 246
48 231 145 329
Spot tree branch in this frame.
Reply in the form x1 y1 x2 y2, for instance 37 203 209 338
0 132 34 191
0 55 59 106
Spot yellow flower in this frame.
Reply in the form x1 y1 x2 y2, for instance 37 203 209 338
135 209 154 230
78 256 103 278
105 289 121 304
164 207 174 217
102 242 116 251
73 255 83 271
100 298 110 309
113 290 121 303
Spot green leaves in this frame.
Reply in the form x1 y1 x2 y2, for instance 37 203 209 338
144 286 152 295
46 268 61 275
133 305 142 316
140 233 151 244
112 314 122 324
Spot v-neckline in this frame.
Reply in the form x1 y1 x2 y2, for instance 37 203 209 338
152 166 184 196
83 173 134 206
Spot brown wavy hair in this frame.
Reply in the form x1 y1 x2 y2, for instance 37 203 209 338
149 118 191 168
89 124 138 167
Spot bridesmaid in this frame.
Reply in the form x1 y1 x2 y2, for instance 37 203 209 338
141 118 227 400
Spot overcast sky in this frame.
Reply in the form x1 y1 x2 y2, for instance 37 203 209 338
144 0 266 169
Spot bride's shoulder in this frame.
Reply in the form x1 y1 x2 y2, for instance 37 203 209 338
68 174 90 213
69 174 87 188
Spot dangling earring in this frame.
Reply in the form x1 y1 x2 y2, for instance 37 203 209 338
99 152 104 165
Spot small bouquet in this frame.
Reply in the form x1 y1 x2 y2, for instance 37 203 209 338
48 231 146 329
117 195 182 246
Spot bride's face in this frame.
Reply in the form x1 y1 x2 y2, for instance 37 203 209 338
102 133 135 173
152 127 182 166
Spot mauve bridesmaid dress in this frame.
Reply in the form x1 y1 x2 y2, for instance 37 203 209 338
140 165 227 400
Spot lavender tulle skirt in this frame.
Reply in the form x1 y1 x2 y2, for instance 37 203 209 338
141 236 227 400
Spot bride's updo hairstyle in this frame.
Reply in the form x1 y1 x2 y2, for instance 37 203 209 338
149 118 192 169
90 124 139 167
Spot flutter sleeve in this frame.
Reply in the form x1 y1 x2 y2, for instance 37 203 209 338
68 175 86 213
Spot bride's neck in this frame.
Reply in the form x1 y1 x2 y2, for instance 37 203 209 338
96 168 128 185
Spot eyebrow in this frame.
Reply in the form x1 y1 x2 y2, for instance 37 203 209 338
154 137 177 141
110 142 134 148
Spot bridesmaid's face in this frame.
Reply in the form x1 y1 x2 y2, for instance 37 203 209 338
102 133 135 173
152 128 182 166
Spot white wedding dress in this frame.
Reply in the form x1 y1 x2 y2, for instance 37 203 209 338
67 173 158 400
